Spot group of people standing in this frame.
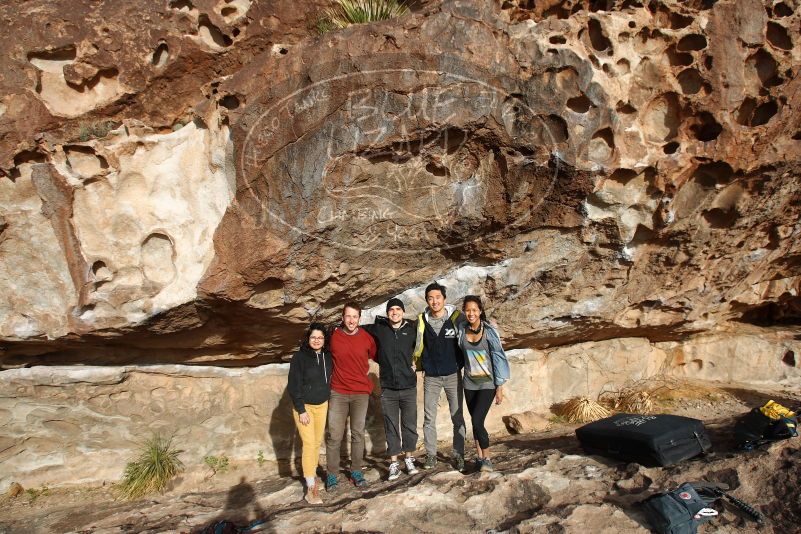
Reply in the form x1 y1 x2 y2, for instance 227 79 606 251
286 282 511 504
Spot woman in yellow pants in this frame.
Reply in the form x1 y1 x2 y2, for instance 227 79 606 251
287 323 332 504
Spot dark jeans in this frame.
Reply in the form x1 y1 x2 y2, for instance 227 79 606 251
325 391 370 473
465 388 495 450
380 387 418 457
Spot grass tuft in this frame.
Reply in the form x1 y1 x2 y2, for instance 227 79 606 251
117 434 184 500
317 0 409 33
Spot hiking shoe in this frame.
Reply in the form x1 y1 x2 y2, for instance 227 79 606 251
388 461 401 481
474 458 484 472
454 453 465 472
404 456 419 475
305 483 323 505
324 473 339 492
351 470 368 487
422 455 437 470
480 458 494 472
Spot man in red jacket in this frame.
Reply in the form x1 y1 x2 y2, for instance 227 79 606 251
325 302 377 490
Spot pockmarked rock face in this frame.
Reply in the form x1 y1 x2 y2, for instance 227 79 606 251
0 0 800 365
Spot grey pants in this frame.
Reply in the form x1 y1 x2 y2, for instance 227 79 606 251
423 372 466 457
325 390 370 474
380 386 418 457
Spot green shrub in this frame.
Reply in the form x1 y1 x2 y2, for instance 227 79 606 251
256 450 265 467
203 454 230 477
117 434 184 500
318 0 409 33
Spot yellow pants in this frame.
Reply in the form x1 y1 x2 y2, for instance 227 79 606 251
293 401 328 478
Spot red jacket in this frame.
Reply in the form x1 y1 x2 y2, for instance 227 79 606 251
330 327 377 395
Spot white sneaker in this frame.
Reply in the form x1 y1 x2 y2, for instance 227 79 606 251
388 461 401 481
404 456 419 475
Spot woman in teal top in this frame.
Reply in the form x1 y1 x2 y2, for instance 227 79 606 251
457 295 510 472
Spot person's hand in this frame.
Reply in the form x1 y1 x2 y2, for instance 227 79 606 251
299 412 310 425
495 387 504 405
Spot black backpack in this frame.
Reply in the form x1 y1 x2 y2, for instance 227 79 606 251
734 400 798 450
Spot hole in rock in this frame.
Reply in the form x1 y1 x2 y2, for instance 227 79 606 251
199 16 232 47
749 48 782 87
667 45 693 66
91 260 112 281
621 0 644 8
425 161 448 177
169 0 194 10
14 150 46 166
677 68 704 94
592 128 615 147
567 94 592 113
543 114 569 142
219 94 240 109
692 161 733 188
751 99 778 126
253 277 284 293
691 112 722 141
663 141 680 154
767 22 793 50
232 28 241 37
736 97 757 126
543 5 570 18
738 296 801 326
616 101 637 114
221 6 237 17
549 35 567 44
677 34 707 51
628 21 636 28
141 233 176 285
609 168 638 183
588 19 613 51
774 2 792 17
792 130 801 140
151 42 169 67
702 207 737 228
783 350 796 367
704 55 713 70
27 46 77 68
643 92 681 141
616 58 630 74
590 0 614 12
670 12 693 29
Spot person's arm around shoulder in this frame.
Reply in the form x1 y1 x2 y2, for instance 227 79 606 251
287 351 310 424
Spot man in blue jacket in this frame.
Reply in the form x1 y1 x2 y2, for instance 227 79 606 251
364 298 420 481
412 282 467 471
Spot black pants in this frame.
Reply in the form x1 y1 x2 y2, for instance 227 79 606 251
465 388 495 450
380 386 418 457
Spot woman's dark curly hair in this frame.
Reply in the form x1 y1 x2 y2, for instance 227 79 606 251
300 322 329 351
462 295 487 322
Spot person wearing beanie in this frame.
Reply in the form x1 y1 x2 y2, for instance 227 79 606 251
363 297 420 481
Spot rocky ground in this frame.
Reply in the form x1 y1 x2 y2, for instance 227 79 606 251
1 380 799 534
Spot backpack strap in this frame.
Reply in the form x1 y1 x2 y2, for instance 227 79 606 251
412 313 425 369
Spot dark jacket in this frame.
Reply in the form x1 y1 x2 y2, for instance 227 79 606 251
287 347 333 414
413 305 464 377
364 316 418 390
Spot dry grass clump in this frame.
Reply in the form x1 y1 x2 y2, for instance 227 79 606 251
556 396 611 423
599 385 655 414
117 434 184 500
317 0 409 33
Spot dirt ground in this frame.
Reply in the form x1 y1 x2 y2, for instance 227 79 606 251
1 379 799 534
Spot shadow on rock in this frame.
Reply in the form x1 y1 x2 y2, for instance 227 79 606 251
269 387 302 478
193 477 271 534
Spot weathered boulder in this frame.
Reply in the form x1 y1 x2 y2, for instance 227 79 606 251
0 0 799 365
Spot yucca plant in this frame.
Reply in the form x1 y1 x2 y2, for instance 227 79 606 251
117 434 184 500
318 0 409 33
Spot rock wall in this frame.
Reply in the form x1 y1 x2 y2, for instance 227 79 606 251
1 0 799 365
2 327 798 492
